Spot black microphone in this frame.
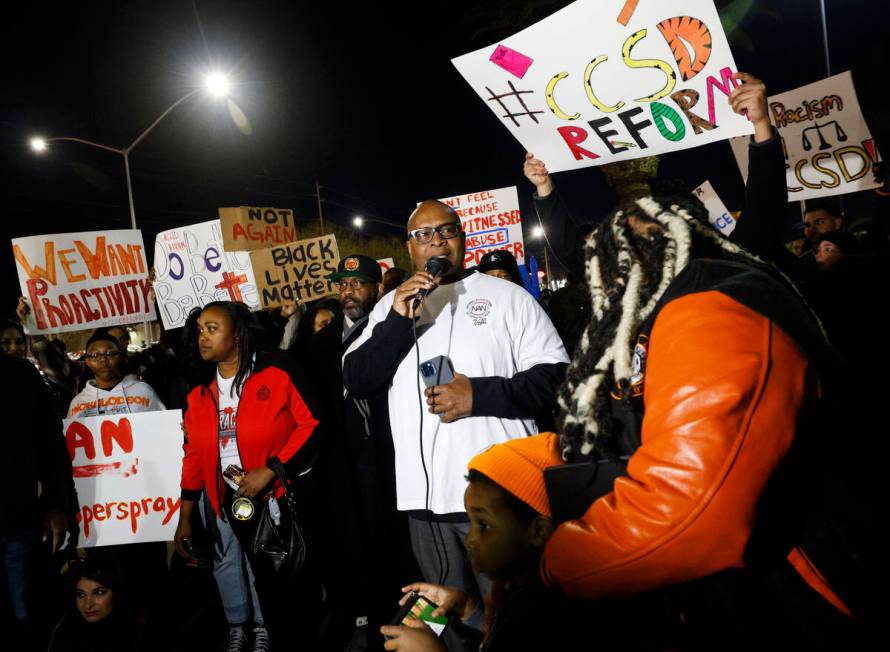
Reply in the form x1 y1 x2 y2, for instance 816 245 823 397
412 256 451 312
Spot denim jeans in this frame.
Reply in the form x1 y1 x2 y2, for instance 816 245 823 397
199 499 263 624
1 530 35 624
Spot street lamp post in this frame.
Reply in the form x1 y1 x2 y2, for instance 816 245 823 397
30 76 228 229
29 74 230 344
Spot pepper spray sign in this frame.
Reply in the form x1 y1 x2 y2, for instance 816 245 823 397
153 220 261 330
65 410 183 547
12 230 155 335
452 0 753 172
729 71 881 201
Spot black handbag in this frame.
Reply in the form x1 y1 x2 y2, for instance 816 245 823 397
246 456 313 581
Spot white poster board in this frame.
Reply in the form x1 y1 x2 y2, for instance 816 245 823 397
11 230 155 335
153 220 260 330
730 71 881 202
693 180 736 236
65 410 183 547
452 0 753 172
439 186 525 266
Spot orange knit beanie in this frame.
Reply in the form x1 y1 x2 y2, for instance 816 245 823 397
467 432 563 517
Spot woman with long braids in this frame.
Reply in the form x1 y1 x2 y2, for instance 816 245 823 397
540 194 867 648
173 301 321 651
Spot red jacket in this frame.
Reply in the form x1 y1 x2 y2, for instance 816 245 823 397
541 291 848 614
181 362 318 515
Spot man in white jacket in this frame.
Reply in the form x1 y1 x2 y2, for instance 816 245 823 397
343 200 568 630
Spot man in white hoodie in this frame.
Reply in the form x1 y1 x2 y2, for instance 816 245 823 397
68 331 165 417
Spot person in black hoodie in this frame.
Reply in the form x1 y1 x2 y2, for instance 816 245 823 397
1 353 77 649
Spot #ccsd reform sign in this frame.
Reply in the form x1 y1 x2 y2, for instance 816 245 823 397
452 0 753 172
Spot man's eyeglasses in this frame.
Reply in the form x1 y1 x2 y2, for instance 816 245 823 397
337 279 372 292
85 351 123 362
407 222 462 244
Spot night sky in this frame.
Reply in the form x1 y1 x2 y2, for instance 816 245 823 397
2 0 887 313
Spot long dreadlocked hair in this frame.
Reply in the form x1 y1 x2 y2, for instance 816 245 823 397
557 192 785 462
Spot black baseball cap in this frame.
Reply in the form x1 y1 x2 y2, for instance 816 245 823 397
328 254 383 284
474 249 524 286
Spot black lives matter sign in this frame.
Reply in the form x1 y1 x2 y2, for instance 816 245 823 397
250 233 340 308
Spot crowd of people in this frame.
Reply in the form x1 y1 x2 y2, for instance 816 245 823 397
1 73 883 651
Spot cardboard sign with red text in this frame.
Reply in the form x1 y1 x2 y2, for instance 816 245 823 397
438 186 525 266
12 230 155 335
218 206 298 252
64 410 183 547
153 220 261 330
452 0 752 172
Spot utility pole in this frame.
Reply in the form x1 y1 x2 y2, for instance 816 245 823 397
315 177 325 231
542 246 553 290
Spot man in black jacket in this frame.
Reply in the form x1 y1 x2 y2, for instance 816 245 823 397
1 354 77 648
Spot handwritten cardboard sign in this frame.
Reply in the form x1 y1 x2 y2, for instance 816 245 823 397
439 186 525 266
12 230 155 335
153 220 261 330
218 206 298 252
452 0 753 172
250 233 340 308
730 71 881 202
693 180 736 236
64 410 183 547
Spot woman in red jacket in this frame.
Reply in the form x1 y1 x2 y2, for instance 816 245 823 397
173 301 319 651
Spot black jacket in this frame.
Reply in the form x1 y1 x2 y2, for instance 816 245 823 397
1 355 78 536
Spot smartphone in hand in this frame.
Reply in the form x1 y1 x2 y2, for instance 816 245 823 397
386 592 449 639
419 355 456 388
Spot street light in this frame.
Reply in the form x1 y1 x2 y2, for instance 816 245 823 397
29 71 232 230
205 72 230 97
353 215 364 228
530 224 551 289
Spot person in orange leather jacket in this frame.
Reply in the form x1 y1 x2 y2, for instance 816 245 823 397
544 194 865 648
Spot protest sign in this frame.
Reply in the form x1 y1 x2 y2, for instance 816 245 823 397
153 220 261 330
377 258 395 273
452 0 753 173
730 71 881 202
12 230 155 335
65 410 183 547
250 233 340 308
693 180 736 236
439 186 525 266
218 206 298 252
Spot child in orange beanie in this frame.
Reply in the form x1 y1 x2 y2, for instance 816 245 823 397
380 433 578 651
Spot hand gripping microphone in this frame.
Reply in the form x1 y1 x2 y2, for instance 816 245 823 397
412 256 451 312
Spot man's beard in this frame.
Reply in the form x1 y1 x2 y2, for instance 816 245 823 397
343 301 370 322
